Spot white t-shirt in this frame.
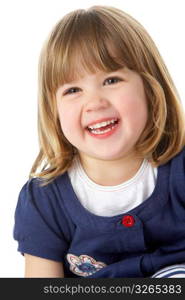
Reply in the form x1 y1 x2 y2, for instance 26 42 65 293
68 156 158 217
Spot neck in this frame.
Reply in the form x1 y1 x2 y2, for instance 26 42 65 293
78 152 144 186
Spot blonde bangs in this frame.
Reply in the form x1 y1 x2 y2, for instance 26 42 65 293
43 9 139 92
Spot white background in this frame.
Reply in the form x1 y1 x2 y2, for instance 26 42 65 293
0 0 184 277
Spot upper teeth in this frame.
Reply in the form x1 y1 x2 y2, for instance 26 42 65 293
87 119 117 129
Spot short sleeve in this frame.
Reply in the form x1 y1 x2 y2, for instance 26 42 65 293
13 178 70 262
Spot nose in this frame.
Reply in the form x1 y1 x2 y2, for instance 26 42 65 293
84 92 110 113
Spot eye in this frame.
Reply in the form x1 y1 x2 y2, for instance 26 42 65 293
63 87 81 96
104 77 122 85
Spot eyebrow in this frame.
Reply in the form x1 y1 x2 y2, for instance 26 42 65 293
61 68 126 88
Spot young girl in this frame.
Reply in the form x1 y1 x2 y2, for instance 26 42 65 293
13 5 185 278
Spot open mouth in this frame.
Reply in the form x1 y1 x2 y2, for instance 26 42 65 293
86 118 120 135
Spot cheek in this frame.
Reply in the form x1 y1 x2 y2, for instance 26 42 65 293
57 102 80 135
119 93 148 129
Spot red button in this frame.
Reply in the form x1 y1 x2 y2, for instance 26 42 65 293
121 215 135 227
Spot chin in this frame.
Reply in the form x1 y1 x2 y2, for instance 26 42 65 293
92 152 126 161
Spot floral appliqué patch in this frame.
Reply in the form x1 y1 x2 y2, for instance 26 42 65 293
66 253 106 277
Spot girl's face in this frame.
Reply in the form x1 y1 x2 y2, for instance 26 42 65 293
56 67 148 161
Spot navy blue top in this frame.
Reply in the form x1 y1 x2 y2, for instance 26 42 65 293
13 148 185 278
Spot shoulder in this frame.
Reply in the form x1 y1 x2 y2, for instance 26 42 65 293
168 146 185 190
16 178 53 220
13 174 71 261
170 146 185 169
14 173 71 241
18 175 66 211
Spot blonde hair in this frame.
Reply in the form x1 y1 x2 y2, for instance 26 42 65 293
30 5 185 185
